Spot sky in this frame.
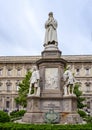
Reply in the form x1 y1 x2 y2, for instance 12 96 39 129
0 0 92 56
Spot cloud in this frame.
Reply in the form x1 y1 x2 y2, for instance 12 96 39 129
0 0 92 56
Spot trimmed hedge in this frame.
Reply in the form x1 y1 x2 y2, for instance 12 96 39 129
0 110 10 123
10 110 26 118
10 110 26 122
0 123 92 130
84 116 92 123
78 110 87 118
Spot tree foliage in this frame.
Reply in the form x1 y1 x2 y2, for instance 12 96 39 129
74 83 86 109
15 71 32 107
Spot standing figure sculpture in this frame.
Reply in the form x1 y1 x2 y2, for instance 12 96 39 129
44 12 58 47
63 65 75 95
28 66 40 96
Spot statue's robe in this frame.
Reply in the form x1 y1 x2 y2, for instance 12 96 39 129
44 18 58 46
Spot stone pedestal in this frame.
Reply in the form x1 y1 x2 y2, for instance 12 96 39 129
62 95 77 112
22 95 82 124
22 96 44 123
60 95 82 124
61 112 82 124
22 47 82 124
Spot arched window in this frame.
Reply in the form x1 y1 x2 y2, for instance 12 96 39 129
17 69 21 76
6 101 10 108
0 68 3 76
6 80 12 92
7 69 12 76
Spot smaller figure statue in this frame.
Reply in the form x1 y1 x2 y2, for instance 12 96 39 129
44 12 58 47
28 66 40 96
63 65 75 95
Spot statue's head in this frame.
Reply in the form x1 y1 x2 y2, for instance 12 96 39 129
48 12 53 17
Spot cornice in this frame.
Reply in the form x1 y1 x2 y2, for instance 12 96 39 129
0 56 41 63
0 55 92 63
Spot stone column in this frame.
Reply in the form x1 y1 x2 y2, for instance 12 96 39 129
11 97 14 111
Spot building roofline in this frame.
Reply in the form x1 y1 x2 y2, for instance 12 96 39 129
0 55 92 63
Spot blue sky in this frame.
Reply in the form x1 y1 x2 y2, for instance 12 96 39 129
0 0 92 56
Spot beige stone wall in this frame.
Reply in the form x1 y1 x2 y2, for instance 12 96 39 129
0 56 38 111
0 55 92 115
67 59 92 115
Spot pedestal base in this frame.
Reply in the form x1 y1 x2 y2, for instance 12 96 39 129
60 112 82 124
22 95 82 124
42 47 62 58
22 112 44 123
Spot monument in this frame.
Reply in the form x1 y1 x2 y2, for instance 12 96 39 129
22 12 82 124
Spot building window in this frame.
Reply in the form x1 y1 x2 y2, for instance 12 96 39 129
86 84 90 92
87 102 90 109
0 82 2 91
16 85 19 91
6 80 12 92
16 80 20 91
7 85 11 92
7 97 10 99
7 69 12 76
6 101 10 108
16 103 19 110
0 69 3 76
85 68 90 75
0 86 2 91
26 68 30 72
25 68 31 74
76 68 80 75
17 69 21 76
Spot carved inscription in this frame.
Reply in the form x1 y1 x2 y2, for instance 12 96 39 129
42 101 60 110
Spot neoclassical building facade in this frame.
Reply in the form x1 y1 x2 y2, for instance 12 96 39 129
0 55 92 114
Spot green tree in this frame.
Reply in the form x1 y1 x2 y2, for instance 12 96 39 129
15 71 32 108
74 83 87 119
74 83 86 109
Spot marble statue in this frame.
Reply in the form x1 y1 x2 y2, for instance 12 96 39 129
63 65 75 95
28 66 40 96
44 12 58 47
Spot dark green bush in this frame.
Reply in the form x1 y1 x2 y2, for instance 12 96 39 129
84 116 92 123
0 110 10 123
78 110 87 118
17 110 26 116
10 110 26 119
10 110 26 116
0 123 92 130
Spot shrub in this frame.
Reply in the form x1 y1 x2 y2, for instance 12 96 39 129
84 116 92 123
0 123 92 130
78 109 87 118
0 110 10 123
10 110 26 118
16 110 26 116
